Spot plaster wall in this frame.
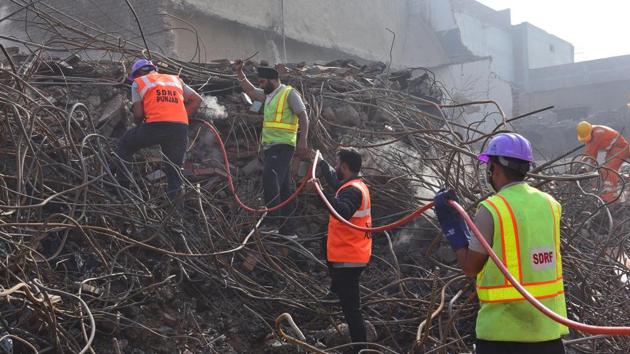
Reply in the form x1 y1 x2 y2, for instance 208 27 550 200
169 0 447 67
0 0 174 56
519 23 573 70
453 11 514 81
434 58 514 133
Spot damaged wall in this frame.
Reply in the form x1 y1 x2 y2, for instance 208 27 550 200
513 56 630 156
419 0 573 85
1 0 447 68
168 0 447 67
0 0 175 55
433 57 513 133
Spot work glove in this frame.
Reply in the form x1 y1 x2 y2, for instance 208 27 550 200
434 188 470 251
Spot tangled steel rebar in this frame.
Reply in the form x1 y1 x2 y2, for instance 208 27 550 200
1 1 630 353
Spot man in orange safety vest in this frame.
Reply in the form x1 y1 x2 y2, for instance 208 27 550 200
317 148 372 353
117 58 202 200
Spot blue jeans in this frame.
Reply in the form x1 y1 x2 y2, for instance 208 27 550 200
117 122 188 200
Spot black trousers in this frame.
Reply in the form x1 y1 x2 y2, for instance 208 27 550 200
117 122 188 200
476 338 565 354
262 144 296 232
330 267 367 353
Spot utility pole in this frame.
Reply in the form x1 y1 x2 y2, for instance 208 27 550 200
280 0 287 63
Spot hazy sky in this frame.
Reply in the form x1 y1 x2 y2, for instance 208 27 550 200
476 0 630 62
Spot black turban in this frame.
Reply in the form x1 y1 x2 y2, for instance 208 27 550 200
257 66 279 80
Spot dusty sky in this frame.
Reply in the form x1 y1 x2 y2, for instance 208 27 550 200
476 0 629 62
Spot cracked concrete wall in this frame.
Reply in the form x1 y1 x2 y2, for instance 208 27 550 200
518 55 630 119
433 58 513 133
2 0 447 68
168 0 447 67
517 23 574 70
1 0 175 57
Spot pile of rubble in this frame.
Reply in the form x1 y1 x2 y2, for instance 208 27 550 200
1 6 630 353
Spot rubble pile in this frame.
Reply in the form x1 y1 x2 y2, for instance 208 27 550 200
0 4 630 353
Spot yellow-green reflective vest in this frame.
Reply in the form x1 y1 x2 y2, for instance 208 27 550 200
476 183 568 342
261 85 299 146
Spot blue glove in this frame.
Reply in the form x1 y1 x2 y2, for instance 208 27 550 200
434 188 470 251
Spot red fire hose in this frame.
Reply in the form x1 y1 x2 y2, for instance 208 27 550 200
192 119 310 213
195 121 630 335
448 199 630 335
309 150 434 232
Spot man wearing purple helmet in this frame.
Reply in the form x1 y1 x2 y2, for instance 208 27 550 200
117 58 202 200
433 133 568 354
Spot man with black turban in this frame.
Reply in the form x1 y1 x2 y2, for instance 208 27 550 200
233 60 310 238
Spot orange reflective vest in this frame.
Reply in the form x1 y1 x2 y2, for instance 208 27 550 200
134 73 188 124
327 179 372 264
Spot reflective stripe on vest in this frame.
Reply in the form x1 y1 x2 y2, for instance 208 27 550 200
134 73 188 124
327 179 372 264
261 86 299 145
477 189 563 302
475 183 568 342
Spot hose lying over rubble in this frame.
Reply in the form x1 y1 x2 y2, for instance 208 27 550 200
199 119 437 232
192 118 311 213
449 200 630 336
202 114 630 339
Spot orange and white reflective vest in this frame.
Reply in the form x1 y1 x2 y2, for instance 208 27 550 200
476 183 568 342
327 179 372 264
134 72 188 124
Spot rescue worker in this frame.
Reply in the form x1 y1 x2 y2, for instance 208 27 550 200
233 60 309 237
576 121 630 202
317 148 371 353
434 133 567 354
117 59 202 200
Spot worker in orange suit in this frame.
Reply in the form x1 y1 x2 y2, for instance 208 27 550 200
577 121 630 202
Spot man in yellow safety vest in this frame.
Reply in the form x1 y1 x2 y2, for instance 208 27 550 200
434 133 568 354
233 60 309 238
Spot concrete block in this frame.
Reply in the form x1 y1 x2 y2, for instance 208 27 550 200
97 94 126 136
146 169 166 181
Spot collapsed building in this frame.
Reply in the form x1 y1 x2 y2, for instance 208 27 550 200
0 1 630 353
6 0 628 161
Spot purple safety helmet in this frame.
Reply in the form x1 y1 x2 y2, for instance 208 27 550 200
128 58 156 81
478 133 533 163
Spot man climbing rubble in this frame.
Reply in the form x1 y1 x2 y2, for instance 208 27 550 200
233 60 309 238
433 133 568 354
576 121 630 202
116 58 202 201
316 148 371 353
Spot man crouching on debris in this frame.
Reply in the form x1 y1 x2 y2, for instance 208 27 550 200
433 133 568 354
233 60 309 238
317 148 371 353
117 58 202 200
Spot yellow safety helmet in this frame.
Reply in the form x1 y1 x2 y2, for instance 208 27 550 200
577 121 592 143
